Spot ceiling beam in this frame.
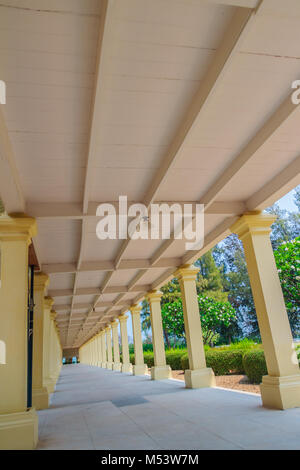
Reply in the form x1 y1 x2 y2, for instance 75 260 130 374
246 156 300 211
27 200 246 219
55 301 131 312
43 258 181 275
49 284 151 298
203 0 259 7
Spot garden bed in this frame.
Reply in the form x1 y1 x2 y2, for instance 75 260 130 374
171 370 261 394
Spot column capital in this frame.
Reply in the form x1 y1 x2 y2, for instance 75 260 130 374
118 314 128 323
111 320 118 329
230 212 277 240
50 311 57 321
0 214 37 243
34 272 49 291
44 297 54 309
105 326 111 332
175 264 199 282
147 290 163 303
130 304 142 315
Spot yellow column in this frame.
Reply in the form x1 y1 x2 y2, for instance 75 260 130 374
89 340 92 365
87 341 91 365
111 321 121 371
118 315 132 373
106 326 113 369
147 291 171 380
100 330 106 367
92 337 97 366
96 333 102 366
48 311 58 392
175 265 215 389
0 215 38 450
231 213 300 409
130 305 147 376
32 273 50 410
43 297 54 393
54 322 62 379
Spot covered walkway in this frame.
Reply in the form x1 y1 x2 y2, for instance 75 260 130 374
37 365 300 450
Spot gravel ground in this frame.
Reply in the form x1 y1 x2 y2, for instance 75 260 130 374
171 370 260 394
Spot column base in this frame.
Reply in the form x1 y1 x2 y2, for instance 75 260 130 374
260 374 300 410
44 378 56 394
101 362 107 368
0 409 38 450
151 365 172 380
112 362 122 371
184 368 215 389
106 362 113 370
122 363 133 374
32 386 49 410
133 364 148 376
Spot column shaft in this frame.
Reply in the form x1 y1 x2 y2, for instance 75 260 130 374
119 315 132 373
111 321 121 371
130 305 147 376
176 265 215 389
147 291 171 380
231 213 300 409
0 216 38 449
101 331 107 367
106 327 113 369
32 273 50 410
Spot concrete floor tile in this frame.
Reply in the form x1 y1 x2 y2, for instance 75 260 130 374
37 364 300 450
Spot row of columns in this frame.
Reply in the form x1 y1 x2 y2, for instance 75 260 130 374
1 212 300 451
80 213 300 411
32 275 62 409
0 215 63 450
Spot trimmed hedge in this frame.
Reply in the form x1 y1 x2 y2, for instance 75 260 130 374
129 350 186 369
242 350 267 383
128 346 300 384
166 351 186 370
181 350 245 375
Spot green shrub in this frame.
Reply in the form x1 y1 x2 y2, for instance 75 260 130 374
166 350 186 370
181 353 189 370
143 352 154 368
129 353 135 365
217 339 261 351
295 344 300 361
206 350 244 375
242 350 267 384
181 350 245 375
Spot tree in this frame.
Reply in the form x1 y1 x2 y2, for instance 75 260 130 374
213 235 257 337
160 296 237 346
141 251 230 346
196 251 228 302
294 186 300 211
274 237 300 337
198 296 237 345
265 203 299 250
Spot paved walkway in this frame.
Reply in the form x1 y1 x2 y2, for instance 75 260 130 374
37 364 300 450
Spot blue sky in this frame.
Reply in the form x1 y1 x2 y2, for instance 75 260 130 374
276 187 298 212
125 186 299 342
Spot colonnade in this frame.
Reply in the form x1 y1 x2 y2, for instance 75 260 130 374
0 216 62 449
80 213 300 411
1 212 300 451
